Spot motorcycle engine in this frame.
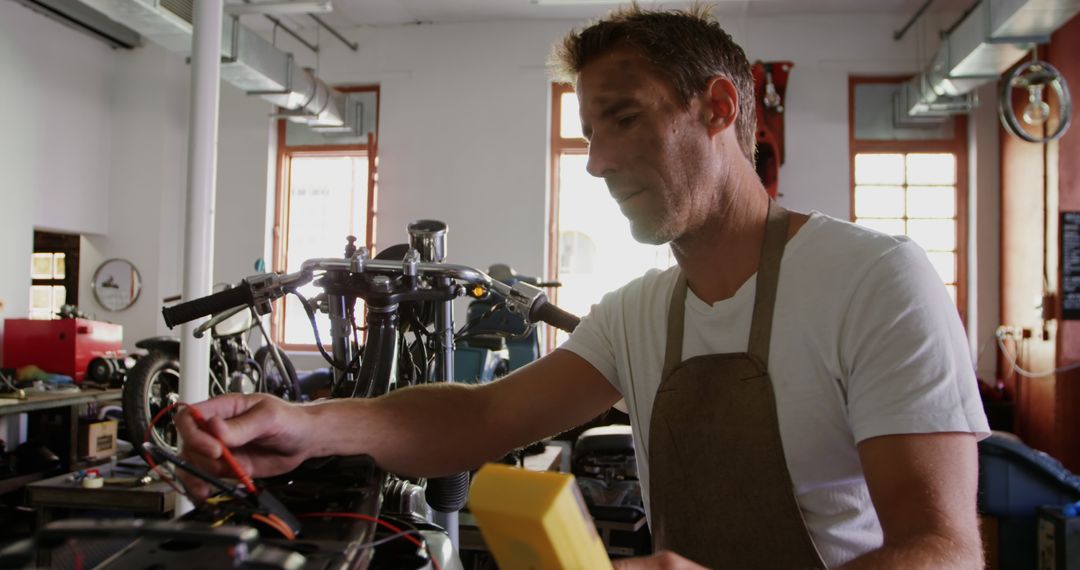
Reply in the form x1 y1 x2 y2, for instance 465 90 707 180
228 370 258 394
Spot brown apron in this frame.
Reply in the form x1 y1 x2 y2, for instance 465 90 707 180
647 201 826 569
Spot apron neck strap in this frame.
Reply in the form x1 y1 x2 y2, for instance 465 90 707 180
747 200 790 366
662 200 791 376
662 273 689 380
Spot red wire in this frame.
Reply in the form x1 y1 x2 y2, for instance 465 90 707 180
298 512 441 570
69 539 84 570
185 406 257 494
144 402 188 495
143 401 258 496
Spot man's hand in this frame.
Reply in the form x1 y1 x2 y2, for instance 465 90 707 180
176 393 315 499
612 551 707 570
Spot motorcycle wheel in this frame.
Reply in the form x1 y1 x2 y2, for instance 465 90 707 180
254 346 299 400
122 352 181 452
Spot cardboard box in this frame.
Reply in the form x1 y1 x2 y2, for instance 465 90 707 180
78 420 118 460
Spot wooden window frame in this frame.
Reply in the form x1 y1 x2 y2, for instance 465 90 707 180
848 76 969 323
548 83 589 351
271 85 379 351
32 231 80 316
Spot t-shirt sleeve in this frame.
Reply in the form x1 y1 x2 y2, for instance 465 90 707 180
558 290 623 394
840 240 990 444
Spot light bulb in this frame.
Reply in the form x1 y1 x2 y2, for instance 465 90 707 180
1023 84 1051 126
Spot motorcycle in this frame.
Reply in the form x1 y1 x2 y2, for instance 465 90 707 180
454 263 560 383
122 299 299 451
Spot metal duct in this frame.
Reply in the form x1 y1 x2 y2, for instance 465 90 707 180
77 0 369 137
898 0 1080 121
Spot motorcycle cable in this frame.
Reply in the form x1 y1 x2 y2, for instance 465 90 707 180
287 287 362 375
453 300 508 341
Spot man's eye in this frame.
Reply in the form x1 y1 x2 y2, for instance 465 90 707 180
617 114 639 128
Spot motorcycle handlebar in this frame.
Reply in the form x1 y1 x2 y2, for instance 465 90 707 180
162 284 253 329
530 300 580 333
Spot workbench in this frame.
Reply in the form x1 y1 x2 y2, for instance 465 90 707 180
0 388 122 495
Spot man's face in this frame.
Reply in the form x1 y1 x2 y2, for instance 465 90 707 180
577 47 715 245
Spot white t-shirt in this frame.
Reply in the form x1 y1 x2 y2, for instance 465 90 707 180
560 212 990 567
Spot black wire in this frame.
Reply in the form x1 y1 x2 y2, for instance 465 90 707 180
288 287 346 371
454 301 506 341
288 288 365 380
142 442 245 501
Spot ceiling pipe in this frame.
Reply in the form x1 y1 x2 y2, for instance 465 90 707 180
77 0 373 138
894 0 936 40
897 0 1080 122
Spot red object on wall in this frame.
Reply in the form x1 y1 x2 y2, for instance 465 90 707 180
752 60 793 198
2 319 123 383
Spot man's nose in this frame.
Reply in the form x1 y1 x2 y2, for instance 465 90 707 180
585 137 616 178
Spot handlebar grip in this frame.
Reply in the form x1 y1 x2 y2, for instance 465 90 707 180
530 301 580 333
161 284 253 329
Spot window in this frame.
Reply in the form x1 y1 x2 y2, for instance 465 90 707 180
30 231 80 319
549 83 675 345
849 77 968 318
272 86 379 350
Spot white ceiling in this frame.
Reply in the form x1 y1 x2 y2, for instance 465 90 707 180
234 0 976 28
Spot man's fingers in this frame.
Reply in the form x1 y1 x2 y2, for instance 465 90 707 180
211 400 278 450
176 408 222 458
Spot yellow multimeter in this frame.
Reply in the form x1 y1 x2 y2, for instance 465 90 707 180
468 463 613 570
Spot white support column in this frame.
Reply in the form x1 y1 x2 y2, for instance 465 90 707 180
180 0 223 406
177 0 223 516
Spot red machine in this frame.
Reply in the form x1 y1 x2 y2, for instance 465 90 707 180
2 318 123 383
752 60 793 199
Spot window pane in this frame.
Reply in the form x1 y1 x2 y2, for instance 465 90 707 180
30 285 53 319
53 253 66 279
556 153 674 344
52 286 66 313
854 153 904 185
856 218 905 236
906 153 955 185
560 92 583 139
284 154 369 346
926 251 956 283
907 186 956 218
854 185 905 218
907 219 956 251
31 253 53 279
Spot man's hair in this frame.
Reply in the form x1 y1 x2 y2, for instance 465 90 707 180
550 3 757 161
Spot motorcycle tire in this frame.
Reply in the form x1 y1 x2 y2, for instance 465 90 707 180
122 351 181 451
254 345 300 400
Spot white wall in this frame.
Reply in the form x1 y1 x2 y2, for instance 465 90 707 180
0 1 115 360
77 39 192 350
249 14 941 276
0 4 1002 373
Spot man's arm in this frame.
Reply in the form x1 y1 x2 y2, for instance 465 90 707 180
315 348 622 476
179 348 621 489
839 432 983 570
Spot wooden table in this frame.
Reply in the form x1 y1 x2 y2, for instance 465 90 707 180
0 387 122 415
27 456 176 524
0 388 122 495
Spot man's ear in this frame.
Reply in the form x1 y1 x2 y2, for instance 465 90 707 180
703 76 739 137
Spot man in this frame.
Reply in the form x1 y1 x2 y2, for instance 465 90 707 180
178 5 989 568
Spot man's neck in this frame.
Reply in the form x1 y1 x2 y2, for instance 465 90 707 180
671 174 806 305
